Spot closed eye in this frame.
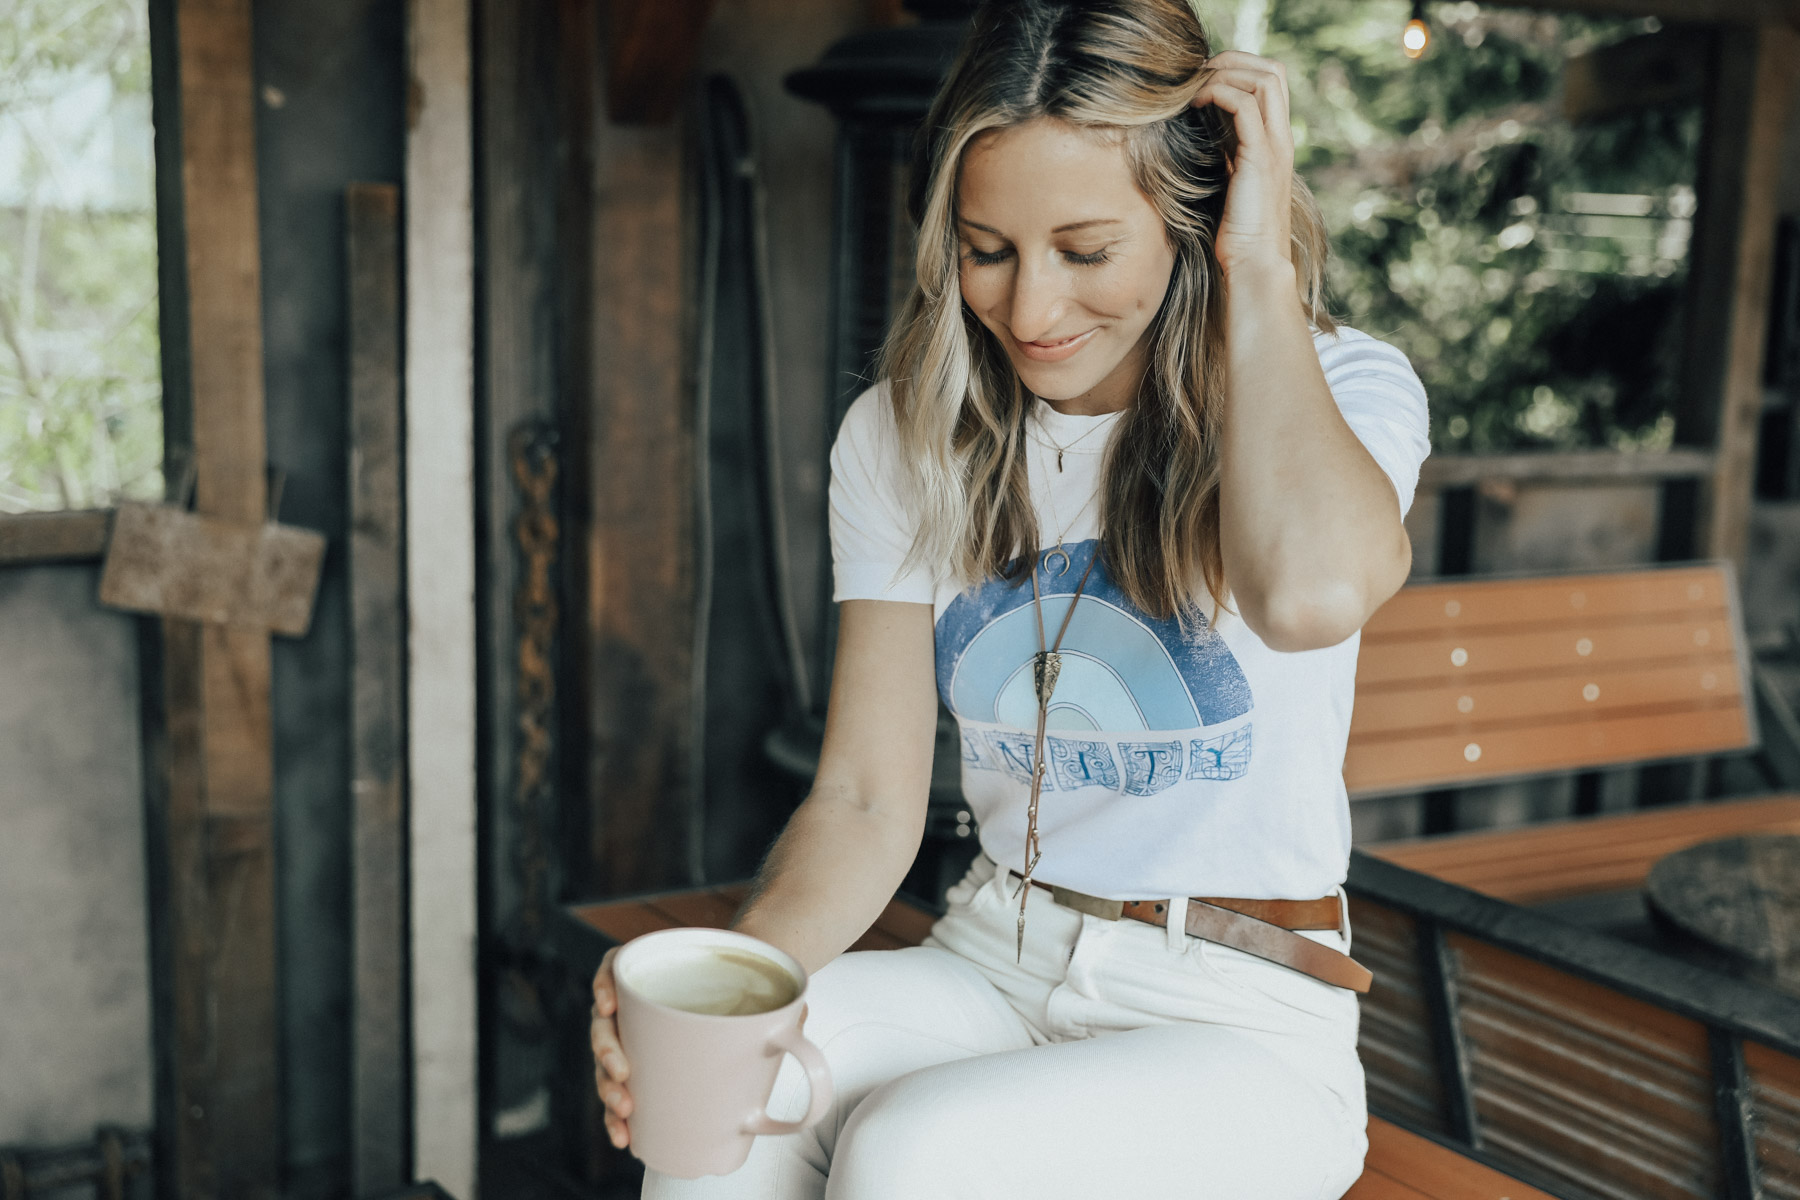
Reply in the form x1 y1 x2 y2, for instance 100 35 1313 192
962 247 1114 267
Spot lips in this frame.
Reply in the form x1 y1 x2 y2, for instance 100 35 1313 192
1014 327 1098 363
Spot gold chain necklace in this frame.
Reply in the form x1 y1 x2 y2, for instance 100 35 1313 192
1029 410 1113 472
1036 437 1098 578
1014 550 1101 961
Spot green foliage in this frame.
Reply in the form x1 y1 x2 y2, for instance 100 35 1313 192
0 0 162 513
1202 0 1699 452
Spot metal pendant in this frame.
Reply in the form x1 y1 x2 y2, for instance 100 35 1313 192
1042 547 1071 578
1034 650 1062 703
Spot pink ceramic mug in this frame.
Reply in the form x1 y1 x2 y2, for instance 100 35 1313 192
612 927 834 1179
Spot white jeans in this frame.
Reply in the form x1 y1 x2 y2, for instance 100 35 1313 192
642 854 1368 1200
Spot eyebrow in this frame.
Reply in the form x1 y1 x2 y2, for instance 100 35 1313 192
958 218 1125 236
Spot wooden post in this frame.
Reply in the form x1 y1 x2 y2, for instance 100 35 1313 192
143 0 280 1195
1675 23 1800 562
588 114 699 895
405 0 480 1193
346 182 408 1195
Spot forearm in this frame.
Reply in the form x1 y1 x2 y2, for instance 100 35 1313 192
1217 260 1410 649
730 783 924 976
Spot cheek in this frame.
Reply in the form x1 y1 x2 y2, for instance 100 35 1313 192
959 267 1010 334
1081 262 1169 325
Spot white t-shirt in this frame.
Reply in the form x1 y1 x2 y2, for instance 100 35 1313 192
828 325 1431 901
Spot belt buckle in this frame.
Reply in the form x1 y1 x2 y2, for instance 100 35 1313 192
1050 885 1123 921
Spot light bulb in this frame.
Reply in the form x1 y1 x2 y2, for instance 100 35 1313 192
1402 17 1430 58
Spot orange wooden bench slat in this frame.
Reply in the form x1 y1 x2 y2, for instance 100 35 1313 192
1341 1162 1438 1200
1352 1117 1560 1200
871 896 940 946
1345 704 1752 795
1362 566 1728 638
1349 656 1742 738
1356 615 1733 687
647 889 741 929
571 891 937 954
1369 795 1800 903
568 900 685 946
1372 795 1800 871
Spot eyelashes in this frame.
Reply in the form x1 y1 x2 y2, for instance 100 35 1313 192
963 248 1114 267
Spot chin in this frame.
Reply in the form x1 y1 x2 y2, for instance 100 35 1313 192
1008 356 1113 403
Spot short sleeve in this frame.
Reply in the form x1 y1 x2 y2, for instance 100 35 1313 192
828 384 936 604
1313 326 1431 517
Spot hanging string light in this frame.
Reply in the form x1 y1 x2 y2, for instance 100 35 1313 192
1402 0 1431 58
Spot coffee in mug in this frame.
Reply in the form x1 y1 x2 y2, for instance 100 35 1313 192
612 928 834 1179
626 945 801 1016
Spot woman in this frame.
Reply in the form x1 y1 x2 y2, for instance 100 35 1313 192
593 1 1429 1195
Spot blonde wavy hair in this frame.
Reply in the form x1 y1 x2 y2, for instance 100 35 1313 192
880 0 1336 619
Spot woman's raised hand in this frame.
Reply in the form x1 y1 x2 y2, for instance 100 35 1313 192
1190 49 1295 277
590 947 634 1149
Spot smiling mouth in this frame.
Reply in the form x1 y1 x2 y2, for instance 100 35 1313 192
1014 328 1098 363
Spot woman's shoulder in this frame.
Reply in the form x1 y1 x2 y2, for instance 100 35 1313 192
833 379 899 456
1310 321 1409 361
1309 323 1426 391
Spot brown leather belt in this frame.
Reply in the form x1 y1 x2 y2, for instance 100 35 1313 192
1010 871 1373 994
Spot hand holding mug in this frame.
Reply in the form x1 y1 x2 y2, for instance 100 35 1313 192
590 946 635 1149
593 927 835 1179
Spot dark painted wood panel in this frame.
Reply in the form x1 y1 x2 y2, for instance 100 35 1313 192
588 112 697 895
1352 899 1448 1136
346 181 406 1195
1672 25 1800 561
1450 937 1721 1200
1745 1039 1800 1198
603 0 718 124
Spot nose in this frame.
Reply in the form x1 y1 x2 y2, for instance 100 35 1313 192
1006 256 1069 344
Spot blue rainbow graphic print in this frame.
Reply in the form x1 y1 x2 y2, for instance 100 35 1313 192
936 540 1255 795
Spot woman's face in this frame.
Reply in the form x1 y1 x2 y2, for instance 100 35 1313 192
956 117 1177 414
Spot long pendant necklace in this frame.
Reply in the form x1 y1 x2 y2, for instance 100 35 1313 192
1015 549 1101 962
1036 437 1097 579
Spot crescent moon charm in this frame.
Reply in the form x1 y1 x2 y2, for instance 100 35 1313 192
1042 548 1072 578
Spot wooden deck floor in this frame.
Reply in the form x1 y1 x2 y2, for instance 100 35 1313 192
574 886 1557 1200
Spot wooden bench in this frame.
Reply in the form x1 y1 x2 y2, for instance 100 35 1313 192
1332 562 1800 1197
1344 562 1757 799
1345 560 1800 909
561 884 1560 1200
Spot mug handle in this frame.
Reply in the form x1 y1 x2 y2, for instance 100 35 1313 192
742 1024 834 1136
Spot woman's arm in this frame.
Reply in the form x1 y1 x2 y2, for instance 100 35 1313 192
1191 51 1413 650
730 597 940 974
1216 262 1412 651
589 596 937 1148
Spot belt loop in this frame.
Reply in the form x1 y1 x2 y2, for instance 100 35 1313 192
1333 884 1352 949
1164 894 1188 952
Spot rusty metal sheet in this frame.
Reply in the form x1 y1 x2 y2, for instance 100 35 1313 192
98 502 325 636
